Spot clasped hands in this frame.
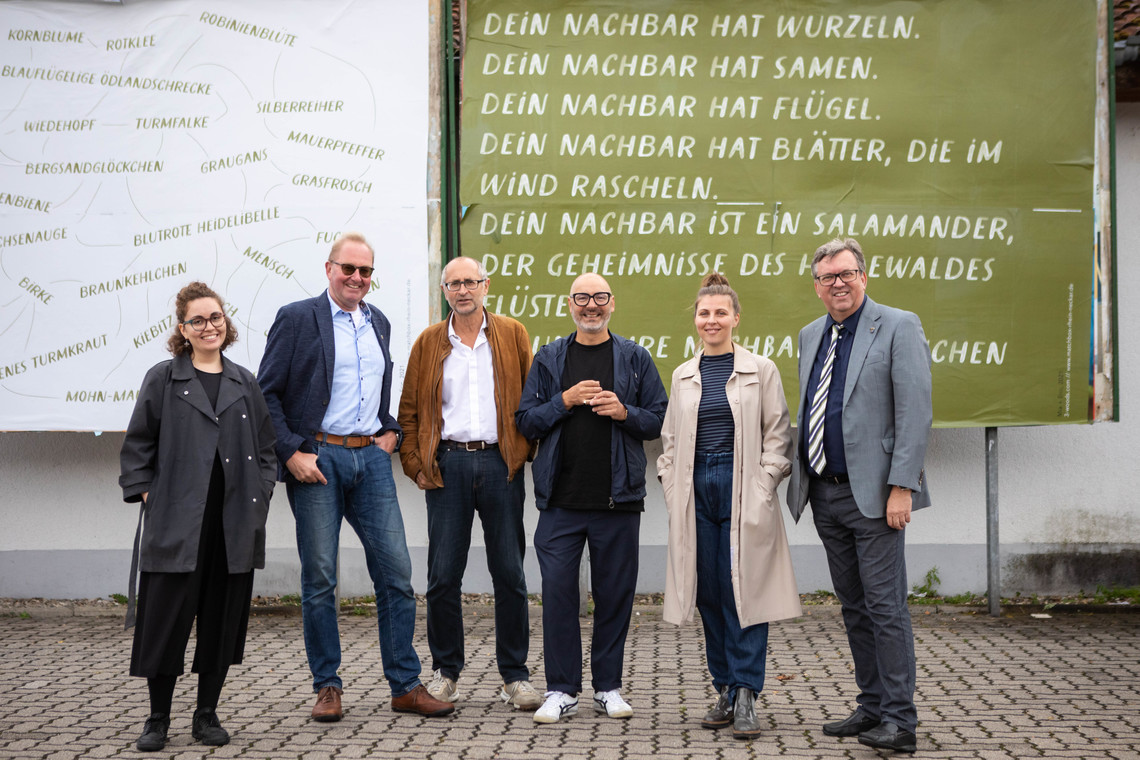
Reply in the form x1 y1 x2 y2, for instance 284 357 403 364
562 380 628 421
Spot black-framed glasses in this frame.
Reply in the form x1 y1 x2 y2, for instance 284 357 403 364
814 269 863 287
182 312 226 332
570 292 612 306
443 278 487 292
330 260 374 278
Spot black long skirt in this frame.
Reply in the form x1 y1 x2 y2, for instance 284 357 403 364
130 456 254 678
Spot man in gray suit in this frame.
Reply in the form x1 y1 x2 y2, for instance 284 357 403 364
787 237 932 754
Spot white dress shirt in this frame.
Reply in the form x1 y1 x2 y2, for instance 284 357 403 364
440 313 498 443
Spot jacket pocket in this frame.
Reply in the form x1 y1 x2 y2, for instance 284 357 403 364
754 469 777 506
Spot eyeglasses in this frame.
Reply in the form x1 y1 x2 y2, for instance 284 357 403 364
814 269 863 287
182 312 226 332
570 292 612 307
443 278 487 292
330 260 374 278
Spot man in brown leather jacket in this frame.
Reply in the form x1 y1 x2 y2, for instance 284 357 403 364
398 256 539 711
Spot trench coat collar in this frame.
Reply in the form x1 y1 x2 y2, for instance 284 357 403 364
170 352 246 419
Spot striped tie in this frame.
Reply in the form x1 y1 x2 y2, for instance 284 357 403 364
807 324 842 474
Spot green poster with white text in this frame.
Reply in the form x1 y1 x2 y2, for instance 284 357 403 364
460 0 1100 426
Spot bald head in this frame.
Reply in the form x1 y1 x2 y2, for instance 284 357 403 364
568 272 614 344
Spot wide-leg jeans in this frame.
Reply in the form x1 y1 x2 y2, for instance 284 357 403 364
694 451 769 699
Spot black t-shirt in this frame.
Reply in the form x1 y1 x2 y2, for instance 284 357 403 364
195 367 222 409
550 339 642 512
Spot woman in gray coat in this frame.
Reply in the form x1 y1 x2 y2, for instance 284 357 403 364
119 282 276 752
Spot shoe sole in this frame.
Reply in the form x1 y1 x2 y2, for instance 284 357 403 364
533 705 578 723
733 730 762 741
593 702 632 719
594 708 633 718
701 717 732 729
192 733 230 747
312 712 342 722
427 690 460 703
823 723 877 737
858 736 917 753
500 691 542 710
135 740 165 752
393 703 455 717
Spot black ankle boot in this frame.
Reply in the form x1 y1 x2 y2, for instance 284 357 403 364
733 688 763 739
701 685 734 729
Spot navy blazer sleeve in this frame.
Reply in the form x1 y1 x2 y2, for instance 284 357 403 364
257 304 306 475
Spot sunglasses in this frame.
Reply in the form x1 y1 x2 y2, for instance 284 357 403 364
330 260 374 278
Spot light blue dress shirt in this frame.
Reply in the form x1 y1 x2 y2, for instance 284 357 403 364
319 293 385 436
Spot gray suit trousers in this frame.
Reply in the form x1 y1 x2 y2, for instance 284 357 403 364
810 478 917 732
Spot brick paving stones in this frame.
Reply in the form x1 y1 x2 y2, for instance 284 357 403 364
1 605 1137 759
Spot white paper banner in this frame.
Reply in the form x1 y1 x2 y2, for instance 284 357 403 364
0 0 431 430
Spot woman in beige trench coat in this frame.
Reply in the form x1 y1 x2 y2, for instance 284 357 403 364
657 273 801 740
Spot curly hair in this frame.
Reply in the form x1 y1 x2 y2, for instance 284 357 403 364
166 281 238 356
691 271 740 315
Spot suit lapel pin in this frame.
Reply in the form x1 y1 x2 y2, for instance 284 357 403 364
869 327 876 333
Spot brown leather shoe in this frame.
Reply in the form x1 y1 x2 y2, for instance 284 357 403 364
311 686 343 722
391 684 455 717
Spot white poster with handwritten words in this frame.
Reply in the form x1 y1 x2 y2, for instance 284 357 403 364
0 0 430 430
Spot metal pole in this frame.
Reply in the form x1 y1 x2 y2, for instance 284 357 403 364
985 427 1000 616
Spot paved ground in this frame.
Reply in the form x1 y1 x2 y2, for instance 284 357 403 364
1 604 1137 759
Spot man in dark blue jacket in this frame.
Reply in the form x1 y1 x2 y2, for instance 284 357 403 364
516 272 668 724
258 232 452 722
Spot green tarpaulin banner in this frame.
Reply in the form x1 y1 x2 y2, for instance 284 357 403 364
460 0 1100 426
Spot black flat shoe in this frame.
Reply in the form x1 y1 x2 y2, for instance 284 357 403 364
191 707 230 746
135 713 169 752
822 708 880 737
859 721 918 753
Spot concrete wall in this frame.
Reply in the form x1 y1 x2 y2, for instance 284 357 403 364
3 104 1138 600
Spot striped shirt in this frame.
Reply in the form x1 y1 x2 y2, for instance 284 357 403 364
695 352 735 453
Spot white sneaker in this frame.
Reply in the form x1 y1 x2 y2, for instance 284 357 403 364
593 689 633 719
426 671 459 702
533 691 578 724
501 680 543 710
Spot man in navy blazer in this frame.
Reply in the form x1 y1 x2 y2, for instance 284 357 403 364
258 232 452 721
787 238 932 754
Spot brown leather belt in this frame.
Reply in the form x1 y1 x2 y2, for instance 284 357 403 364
439 440 497 452
315 432 373 448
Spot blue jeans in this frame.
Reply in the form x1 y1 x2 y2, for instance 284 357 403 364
534 507 640 695
425 445 529 683
285 442 421 697
694 452 769 698
810 477 916 732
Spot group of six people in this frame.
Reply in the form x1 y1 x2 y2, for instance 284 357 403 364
119 233 932 754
